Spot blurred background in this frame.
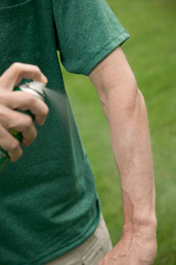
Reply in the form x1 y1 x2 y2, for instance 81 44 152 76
61 0 176 263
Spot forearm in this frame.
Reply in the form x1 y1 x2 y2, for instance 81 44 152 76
89 45 156 233
90 47 157 264
104 85 156 234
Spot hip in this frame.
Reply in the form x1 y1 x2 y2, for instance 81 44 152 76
46 214 112 265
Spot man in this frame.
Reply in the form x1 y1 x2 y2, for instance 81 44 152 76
0 0 157 264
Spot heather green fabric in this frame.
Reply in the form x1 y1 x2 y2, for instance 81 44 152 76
0 0 129 264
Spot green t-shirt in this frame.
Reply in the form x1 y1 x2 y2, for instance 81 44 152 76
0 0 129 264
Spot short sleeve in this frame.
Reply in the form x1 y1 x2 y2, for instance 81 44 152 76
51 0 130 75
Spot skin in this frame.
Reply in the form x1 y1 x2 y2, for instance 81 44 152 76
0 63 48 162
0 48 157 264
89 47 157 265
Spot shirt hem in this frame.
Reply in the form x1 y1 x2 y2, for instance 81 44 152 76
34 214 101 264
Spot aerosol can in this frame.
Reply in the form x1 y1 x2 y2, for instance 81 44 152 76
0 81 46 170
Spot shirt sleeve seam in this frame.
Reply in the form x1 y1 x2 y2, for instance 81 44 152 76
80 31 130 76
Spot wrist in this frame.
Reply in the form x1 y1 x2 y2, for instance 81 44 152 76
133 210 157 232
122 212 157 236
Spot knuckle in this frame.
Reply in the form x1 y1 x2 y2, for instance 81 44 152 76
10 140 20 151
23 116 33 129
25 93 36 105
29 129 37 142
22 129 37 147
32 66 42 77
37 104 49 120
33 65 40 72
11 62 21 71
43 105 49 117
10 62 24 78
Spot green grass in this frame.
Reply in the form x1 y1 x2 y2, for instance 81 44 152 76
60 0 176 263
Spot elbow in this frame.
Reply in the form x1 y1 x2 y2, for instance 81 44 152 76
129 86 146 115
120 75 145 114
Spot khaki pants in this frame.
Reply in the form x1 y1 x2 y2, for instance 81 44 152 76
46 215 113 265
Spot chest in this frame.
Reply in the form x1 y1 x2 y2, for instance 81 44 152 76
0 0 55 74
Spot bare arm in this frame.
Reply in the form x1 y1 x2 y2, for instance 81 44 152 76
89 47 157 265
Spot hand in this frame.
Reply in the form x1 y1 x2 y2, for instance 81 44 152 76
99 228 157 265
0 63 49 162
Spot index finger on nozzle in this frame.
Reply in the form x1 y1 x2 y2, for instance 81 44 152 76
0 63 48 91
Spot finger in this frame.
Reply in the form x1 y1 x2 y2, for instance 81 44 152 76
0 105 37 146
0 125 23 162
2 91 49 125
0 63 47 91
8 145 23 162
11 115 37 147
21 124 37 147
